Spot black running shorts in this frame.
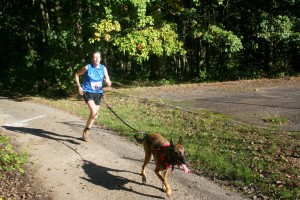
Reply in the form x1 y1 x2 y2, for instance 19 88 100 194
83 92 103 105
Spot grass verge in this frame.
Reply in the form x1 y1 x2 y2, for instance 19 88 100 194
263 115 289 125
0 136 27 176
34 91 299 199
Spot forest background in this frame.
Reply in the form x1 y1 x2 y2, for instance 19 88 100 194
0 0 299 94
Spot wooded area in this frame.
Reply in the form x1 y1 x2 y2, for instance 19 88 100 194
0 0 299 95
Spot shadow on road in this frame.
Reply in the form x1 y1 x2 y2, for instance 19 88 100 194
81 160 164 199
61 121 111 134
1 126 81 145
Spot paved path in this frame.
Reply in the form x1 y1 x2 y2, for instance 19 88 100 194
126 78 300 132
170 85 300 131
0 97 246 200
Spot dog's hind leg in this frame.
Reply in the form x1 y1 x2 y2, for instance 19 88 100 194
155 169 171 198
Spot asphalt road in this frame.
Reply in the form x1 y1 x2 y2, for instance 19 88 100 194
126 78 300 132
167 85 300 131
0 96 246 200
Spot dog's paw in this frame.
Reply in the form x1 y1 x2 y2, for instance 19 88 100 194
142 175 147 184
166 190 172 198
165 184 171 198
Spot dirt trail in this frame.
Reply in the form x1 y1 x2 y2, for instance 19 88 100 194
0 97 246 200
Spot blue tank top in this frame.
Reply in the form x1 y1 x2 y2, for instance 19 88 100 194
82 64 105 93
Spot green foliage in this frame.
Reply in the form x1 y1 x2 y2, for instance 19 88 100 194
263 115 289 125
48 30 78 49
89 20 121 42
0 136 27 175
129 0 151 27
0 0 300 93
25 49 40 69
258 14 293 42
195 25 243 53
114 24 185 63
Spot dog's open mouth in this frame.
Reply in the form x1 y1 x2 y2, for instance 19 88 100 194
179 164 190 173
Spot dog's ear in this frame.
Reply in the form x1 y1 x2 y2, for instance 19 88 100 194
170 138 174 147
178 136 183 145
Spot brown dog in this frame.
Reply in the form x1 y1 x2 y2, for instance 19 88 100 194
134 133 190 198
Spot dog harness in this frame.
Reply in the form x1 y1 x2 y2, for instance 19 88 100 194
152 143 172 169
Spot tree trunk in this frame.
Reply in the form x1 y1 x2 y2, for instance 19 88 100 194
149 55 164 80
75 0 84 60
54 1 62 31
39 0 50 43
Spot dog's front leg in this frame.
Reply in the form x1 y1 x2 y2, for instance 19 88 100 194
160 171 165 190
141 166 147 183
161 169 169 191
155 169 171 198
141 152 151 183
163 168 169 181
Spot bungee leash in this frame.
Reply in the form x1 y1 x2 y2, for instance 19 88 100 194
105 103 143 134
102 91 144 134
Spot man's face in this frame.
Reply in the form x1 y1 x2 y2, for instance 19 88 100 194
92 53 101 66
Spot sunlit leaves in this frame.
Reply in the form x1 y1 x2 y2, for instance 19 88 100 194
89 0 186 63
89 19 121 43
130 0 150 27
217 0 224 5
114 24 185 63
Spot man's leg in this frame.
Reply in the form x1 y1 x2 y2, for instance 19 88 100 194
82 100 100 142
86 100 100 128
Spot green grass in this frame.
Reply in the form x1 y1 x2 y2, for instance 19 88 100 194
34 91 300 199
263 115 289 125
0 136 27 176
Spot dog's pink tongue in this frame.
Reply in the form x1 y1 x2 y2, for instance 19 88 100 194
181 164 190 173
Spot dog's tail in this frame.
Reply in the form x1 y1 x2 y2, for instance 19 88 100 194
134 133 147 144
